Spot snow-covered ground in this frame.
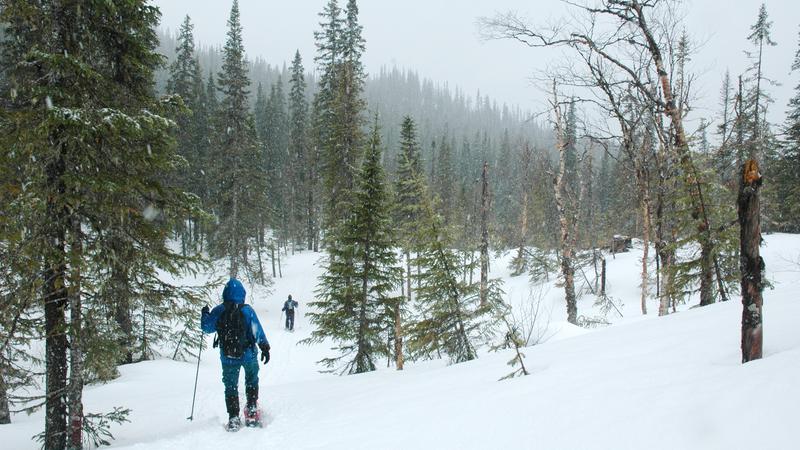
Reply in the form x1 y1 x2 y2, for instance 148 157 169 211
3 235 799 449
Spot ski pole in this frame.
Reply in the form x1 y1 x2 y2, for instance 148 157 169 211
187 328 203 421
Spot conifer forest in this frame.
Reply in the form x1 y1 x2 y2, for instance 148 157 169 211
1 1 800 449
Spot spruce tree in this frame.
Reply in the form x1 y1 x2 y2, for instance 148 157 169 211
194 70 218 244
253 81 272 277
434 131 456 225
0 1 202 447
266 78 290 250
305 118 401 374
210 0 267 278
493 129 517 248
288 50 316 250
715 70 738 183
255 82 269 146
393 116 428 369
313 0 344 233
0 188 42 425
165 16 206 253
407 195 501 364
745 3 777 161
313 0 367 235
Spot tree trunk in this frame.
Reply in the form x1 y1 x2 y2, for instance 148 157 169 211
112 245 133 365
738 160 764 363
354 245 372 374
640 191 651 315
654 141 677 316
699 240 715 306
714 257 729 302
270 243 276 278
307 182 315 251
44 156 69 450
67 217 84 450
600 257 607 297
278 245 283 278
0 368 10 424
562 254 577 323
44 256 68 447
635 3 717 309
140 304 149 361
256 237 265 284
394 299 404 371
656 243 674 316
230 180 239 278
479 161 489 307
551 85 578 325
514 191 529 274
289 181 296 256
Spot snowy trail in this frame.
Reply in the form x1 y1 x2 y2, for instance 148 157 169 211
4 236 800 449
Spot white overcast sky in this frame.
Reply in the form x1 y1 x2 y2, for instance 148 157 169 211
153 0 799 126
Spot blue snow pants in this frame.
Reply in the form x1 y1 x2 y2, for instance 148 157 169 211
222 359 259 398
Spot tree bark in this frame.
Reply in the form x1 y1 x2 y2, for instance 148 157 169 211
639 175 652 315
633 1 717 308
600 257 607 297
656 243 674 316
112 240 133 365
397 250 409 369
44 155 69 450
67 216 84 450
551 84 578 325
394 299 404 371
354 244 372 374
738 160 764 363
714 257 729 302
270 243 276 278
479 161 490 307
699 241 715 306
256 235 265 284
278 245 283 278
230 173 239 278
515 190 529 274
307 175 315 251
0 368 10 424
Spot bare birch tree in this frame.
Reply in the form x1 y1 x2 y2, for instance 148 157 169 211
481 0 719 309
549 82 580 325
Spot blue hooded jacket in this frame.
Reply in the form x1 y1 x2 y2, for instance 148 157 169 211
201 278 269 364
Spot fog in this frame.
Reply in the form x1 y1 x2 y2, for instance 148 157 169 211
153 0 799 126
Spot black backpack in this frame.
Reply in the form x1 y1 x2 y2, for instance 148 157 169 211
214 302 254 359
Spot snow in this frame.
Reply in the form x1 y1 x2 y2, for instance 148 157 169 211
3 235 800 449
142 205 159 221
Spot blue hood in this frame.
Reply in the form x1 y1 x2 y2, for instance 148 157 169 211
222 278 246 303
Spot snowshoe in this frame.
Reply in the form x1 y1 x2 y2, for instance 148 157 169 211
225 416 242 432
243 405 263 428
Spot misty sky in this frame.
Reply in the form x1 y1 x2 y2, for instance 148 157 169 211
153 0 799 128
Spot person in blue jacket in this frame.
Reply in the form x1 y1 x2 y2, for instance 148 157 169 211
201 278 270 430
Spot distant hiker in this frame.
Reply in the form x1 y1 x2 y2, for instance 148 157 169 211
282 294 299 331
201 278 271 431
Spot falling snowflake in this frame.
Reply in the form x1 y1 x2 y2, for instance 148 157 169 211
143 205 160 221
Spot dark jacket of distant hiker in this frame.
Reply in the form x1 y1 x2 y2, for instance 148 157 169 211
282 297 298 315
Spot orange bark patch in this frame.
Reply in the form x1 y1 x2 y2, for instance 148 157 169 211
743 159 761 185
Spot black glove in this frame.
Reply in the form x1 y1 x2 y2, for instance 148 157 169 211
259 343 270 365
201 305 209 315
